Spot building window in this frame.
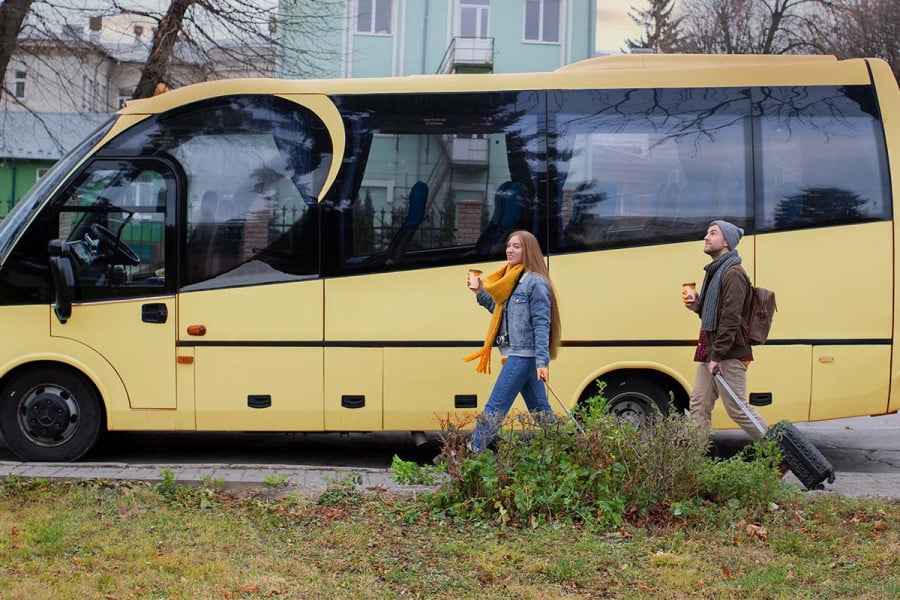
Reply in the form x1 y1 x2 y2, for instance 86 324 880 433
524 0 560 43
459 0 490 38
14 71 26 98
357 0 392 34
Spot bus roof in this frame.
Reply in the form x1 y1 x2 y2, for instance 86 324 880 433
555 53 839 72
119 54 875 116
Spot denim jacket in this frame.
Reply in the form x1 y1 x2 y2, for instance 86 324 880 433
475 272 553 368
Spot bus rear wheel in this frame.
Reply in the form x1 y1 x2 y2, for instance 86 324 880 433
0 367 103 462
598 375 670 427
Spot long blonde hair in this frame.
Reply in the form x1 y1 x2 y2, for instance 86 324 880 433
508 230 562 360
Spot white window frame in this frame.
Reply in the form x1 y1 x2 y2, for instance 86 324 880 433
523 0 560 43
13 70 26 99
35 168 49 181
457 0 490 38
356 0 393 35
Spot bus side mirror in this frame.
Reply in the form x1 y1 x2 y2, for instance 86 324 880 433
48 240 74 324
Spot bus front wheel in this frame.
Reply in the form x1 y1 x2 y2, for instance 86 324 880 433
0 367 103 462
599 375 670 427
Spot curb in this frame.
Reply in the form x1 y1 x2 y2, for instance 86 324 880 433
0 461 439 499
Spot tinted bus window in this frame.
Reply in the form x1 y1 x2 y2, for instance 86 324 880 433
754 85 891 231
551 87 752 252
99 95 332 290
55 160 172 301
327 91 547 274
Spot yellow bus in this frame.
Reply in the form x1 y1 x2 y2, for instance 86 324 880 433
1 54 898 461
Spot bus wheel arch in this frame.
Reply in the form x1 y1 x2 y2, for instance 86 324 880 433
0 362 106 462
577 368 689 426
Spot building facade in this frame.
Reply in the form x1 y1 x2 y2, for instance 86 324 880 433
278 0 597 78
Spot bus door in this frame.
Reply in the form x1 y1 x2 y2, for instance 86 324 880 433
49 159 177 410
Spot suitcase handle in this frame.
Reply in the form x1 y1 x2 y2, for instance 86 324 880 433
545 382 586 436
712 368 767 435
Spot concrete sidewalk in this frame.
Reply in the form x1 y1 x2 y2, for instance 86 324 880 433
0 461 436 499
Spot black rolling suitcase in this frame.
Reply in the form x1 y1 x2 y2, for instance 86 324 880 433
714 372 836 491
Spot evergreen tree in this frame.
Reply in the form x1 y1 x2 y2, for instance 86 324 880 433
624 0 682 53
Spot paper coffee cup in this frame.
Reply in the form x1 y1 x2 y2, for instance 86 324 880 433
468 269 483 290
681 282 697 302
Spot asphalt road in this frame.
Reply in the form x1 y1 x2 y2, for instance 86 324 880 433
1 412 898 498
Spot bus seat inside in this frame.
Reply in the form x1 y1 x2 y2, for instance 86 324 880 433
387 180 428 265
475 181 525 257
564 181 617 249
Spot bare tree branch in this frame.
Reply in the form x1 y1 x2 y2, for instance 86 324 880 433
0 0 35 94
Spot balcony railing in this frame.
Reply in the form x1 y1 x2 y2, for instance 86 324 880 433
437 37 494 74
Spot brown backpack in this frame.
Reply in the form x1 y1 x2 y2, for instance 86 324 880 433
730 266 777 345
746 285 777 345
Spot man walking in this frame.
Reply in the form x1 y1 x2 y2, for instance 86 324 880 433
685 220 767 439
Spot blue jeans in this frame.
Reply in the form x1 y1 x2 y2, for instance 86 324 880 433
469 355 555 452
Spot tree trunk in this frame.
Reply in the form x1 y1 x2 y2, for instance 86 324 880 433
132 0 195 99
0 0 34 97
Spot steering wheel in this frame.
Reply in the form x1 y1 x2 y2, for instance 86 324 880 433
88 223 141 266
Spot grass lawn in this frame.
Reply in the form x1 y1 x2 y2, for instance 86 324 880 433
0 476 897 599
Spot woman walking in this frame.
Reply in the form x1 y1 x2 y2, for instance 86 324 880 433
463 230 562 452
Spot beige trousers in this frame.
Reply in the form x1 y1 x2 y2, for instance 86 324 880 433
689 358 768 440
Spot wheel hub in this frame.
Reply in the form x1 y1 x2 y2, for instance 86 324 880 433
20 385 79 445
613 400 645 427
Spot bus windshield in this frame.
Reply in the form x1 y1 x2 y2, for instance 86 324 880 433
0 117 116 267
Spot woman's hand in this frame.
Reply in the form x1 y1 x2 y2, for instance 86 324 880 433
536 367 549 382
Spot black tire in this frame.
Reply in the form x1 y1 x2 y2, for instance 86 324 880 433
598 375 670 427
0 367 103 462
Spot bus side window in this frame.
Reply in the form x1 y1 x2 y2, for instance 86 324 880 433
755 85 890 231
52 160 172 300
329 91 547 274
552 87 752 252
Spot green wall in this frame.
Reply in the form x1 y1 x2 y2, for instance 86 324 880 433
0 159 53 218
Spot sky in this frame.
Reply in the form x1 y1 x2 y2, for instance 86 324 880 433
596 0 644 54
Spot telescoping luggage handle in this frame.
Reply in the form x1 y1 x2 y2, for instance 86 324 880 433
545 381 586 435
712 368 767 435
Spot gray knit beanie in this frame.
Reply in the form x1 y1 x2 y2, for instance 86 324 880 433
711 220 743 250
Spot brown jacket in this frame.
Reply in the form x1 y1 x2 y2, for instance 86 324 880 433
698 265 753 361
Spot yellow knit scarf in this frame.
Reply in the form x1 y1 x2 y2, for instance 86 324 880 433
463 263 525 374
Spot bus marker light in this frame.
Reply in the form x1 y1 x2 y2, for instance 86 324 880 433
818 356 835 363
177 356 194 364
187 325 207 336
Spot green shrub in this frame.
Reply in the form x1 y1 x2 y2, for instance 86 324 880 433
698 438 797 505
318 472 363 506
407 386 795 529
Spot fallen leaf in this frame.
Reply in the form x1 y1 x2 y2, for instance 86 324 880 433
10 527 20 536
240 585 259 593
637 583 655 592
697 578 705 587
786 571 795 579
873 520 886 532
721 564 734 580
746 523 768 541
220 589 232 600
